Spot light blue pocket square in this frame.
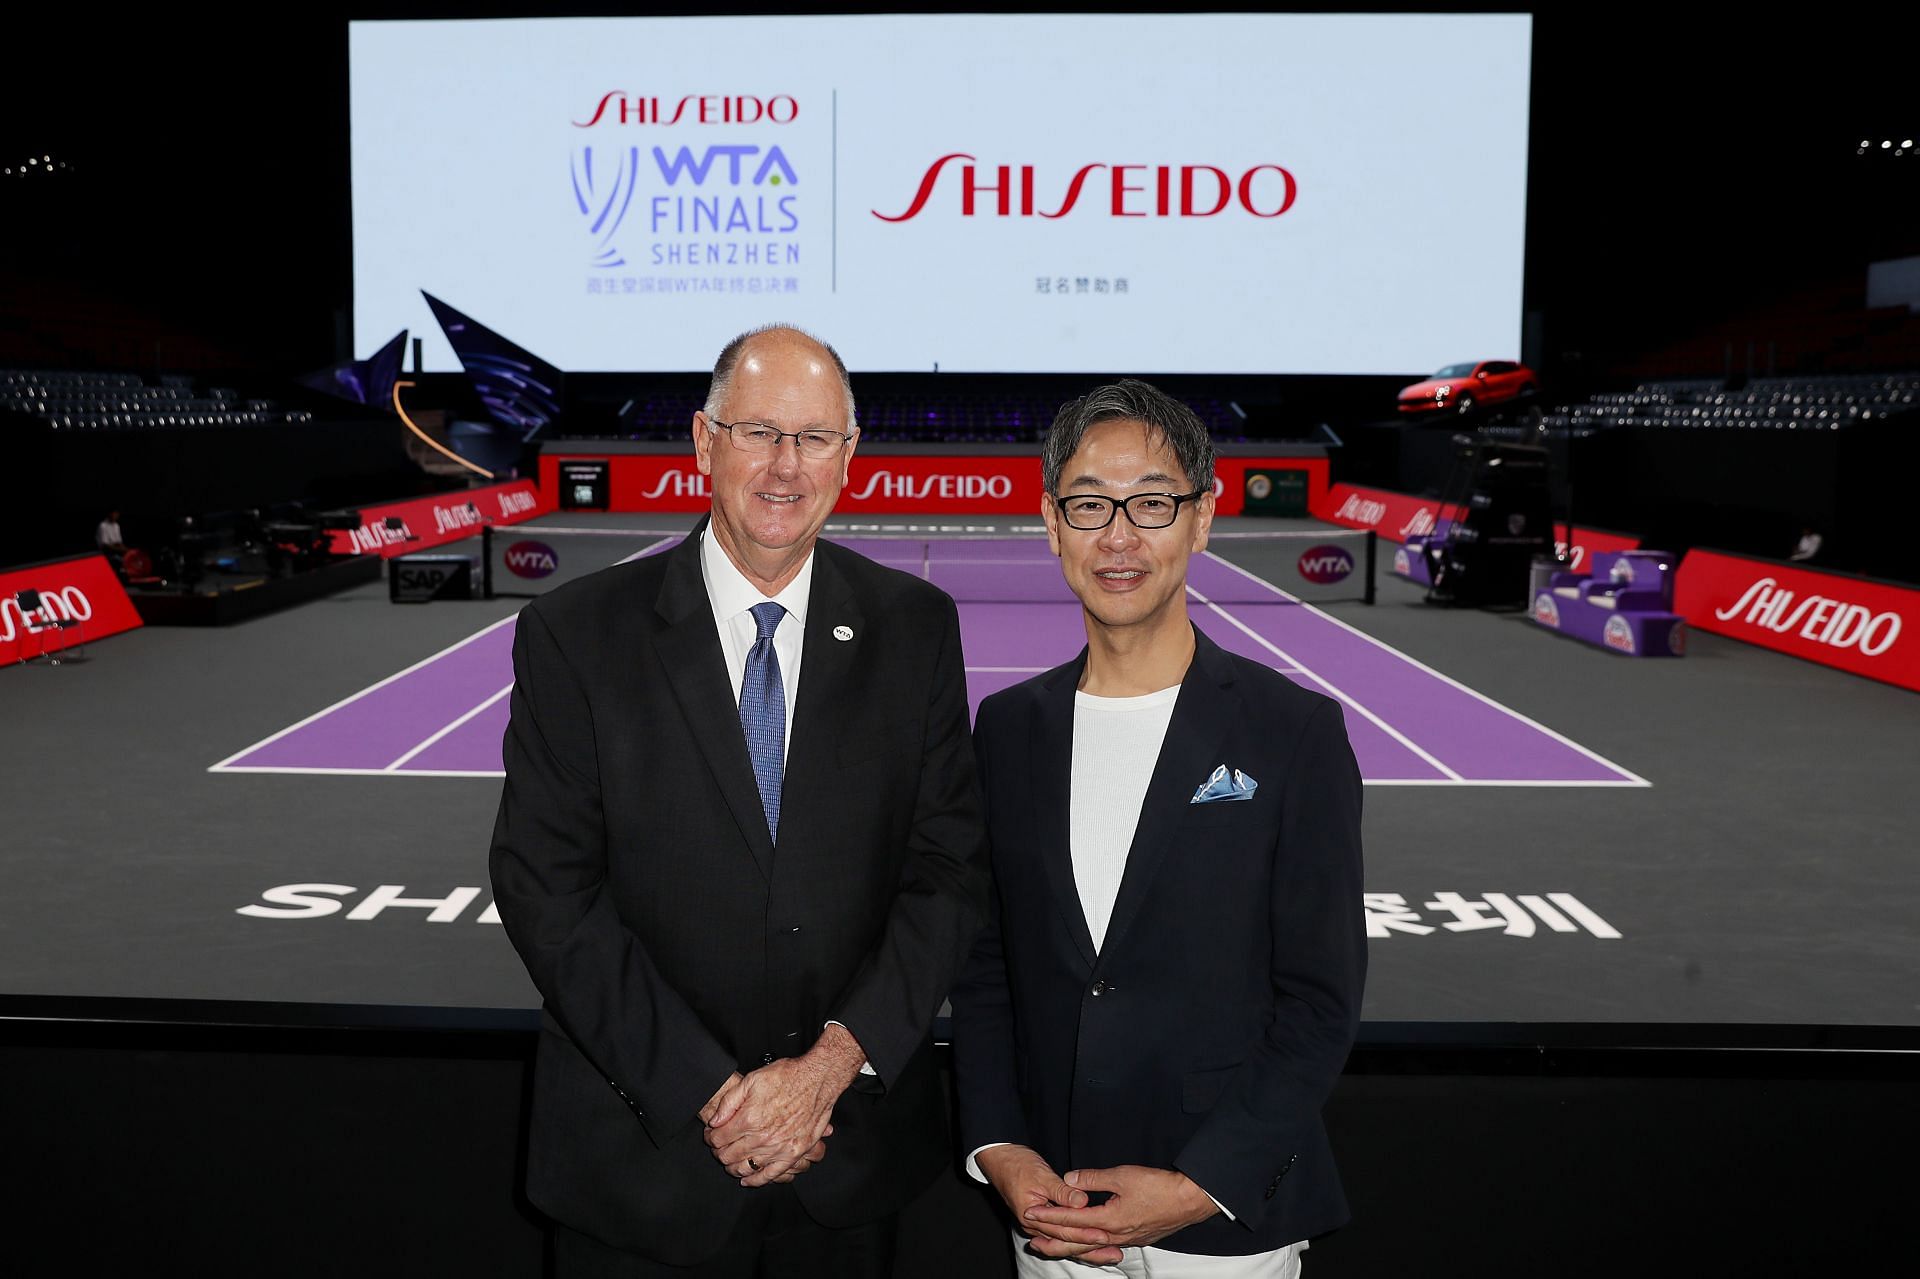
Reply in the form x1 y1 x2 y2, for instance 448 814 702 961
1190 764 1258 804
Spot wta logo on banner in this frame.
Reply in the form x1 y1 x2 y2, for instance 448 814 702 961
504 541 559 579
1297 545 1355 585
569 90 805 291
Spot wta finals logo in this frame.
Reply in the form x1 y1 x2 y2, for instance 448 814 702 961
571 146 641 268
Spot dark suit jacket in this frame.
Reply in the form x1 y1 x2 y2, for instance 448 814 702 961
950 626 1366 1255
489 519 988 1264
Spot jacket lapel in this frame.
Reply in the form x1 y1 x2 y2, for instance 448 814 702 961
1032 651 1099 971
780 542 863 834
652 517 775 880
1095 628 1238 963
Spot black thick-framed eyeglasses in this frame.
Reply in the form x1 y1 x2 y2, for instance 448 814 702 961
1052 490 1206 530
709 419 855 459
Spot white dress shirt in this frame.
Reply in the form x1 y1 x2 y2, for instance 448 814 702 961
701 526 872 1073
700 525 811 764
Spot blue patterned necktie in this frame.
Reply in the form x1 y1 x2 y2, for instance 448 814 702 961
739 601 788 844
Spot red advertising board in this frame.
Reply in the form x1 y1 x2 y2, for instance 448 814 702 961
541 452 1325 518
1313 482 1637 573
326 480 548 557
0 554 144 665
1674 549 1918 692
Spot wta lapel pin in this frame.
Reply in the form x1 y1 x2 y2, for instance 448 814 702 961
833 625 854 642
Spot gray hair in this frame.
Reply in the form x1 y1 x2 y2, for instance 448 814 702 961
702 323 857 432
1041 379 1215 495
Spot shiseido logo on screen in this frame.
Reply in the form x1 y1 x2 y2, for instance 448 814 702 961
850 472 1015 502
497 489 538 517
573 94 798 127
1713 577 1902 657
874 156 1298 222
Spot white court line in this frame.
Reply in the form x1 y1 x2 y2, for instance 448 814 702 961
385 683 515 772
1201 550 1650 787
210 535 679 777
211 766 506 778
1189 585 1465 782
207 613 522 773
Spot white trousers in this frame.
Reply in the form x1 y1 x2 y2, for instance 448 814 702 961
1011 1232 1305 1279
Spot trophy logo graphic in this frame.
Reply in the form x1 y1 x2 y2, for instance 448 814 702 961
572 146 640 268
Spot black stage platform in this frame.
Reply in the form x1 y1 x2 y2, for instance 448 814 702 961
3 512 1914 1276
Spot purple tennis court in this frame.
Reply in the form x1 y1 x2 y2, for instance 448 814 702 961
210 533 1644 786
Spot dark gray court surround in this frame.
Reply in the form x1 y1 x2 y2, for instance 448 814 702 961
2 512 1915 1028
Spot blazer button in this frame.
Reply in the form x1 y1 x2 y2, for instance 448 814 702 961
761 1052 774 1066
1091 980 1113 997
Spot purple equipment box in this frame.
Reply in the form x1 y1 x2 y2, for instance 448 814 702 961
1531 550 1686 657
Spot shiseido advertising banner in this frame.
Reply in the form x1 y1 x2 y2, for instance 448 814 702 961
1674 549 1917 692
1313 482 1637 573
540 453 1325 518
0 554 144 665
326 480 548 557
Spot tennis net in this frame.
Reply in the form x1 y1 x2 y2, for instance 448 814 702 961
483 525 1374 604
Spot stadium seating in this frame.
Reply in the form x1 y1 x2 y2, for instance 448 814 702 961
1537 373 1918 436
0 369 316 430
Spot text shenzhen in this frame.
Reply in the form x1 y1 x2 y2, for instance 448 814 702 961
235 886 1619 937
1365 892 1621 939
1297 545 1354 586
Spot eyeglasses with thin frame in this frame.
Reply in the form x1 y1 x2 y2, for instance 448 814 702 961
709 418 855 460
1052 490 1206 531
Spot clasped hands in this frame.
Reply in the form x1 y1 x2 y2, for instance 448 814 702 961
700 1023 866 1189
976 1145 1219 1266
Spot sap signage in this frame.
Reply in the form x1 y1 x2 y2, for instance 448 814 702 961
0 554 143 665
539 452 1324 517
327 480 547 557
350 14 1530 373
1674 549 1917 692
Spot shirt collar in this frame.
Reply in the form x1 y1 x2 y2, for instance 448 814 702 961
701 524 814 627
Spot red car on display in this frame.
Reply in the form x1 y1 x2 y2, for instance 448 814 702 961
1397 360 1538 415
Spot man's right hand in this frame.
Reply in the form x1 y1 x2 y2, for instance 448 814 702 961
975 1144 1121 1265
700 1071 829 1184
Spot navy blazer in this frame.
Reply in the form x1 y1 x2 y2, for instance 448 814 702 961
490 520 989 1264
950 625 1366 1255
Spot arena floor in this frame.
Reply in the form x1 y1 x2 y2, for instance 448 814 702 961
3 512 1915 1031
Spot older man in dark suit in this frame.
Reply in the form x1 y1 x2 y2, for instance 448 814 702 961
490 324 988 1277
951 379 1366 1277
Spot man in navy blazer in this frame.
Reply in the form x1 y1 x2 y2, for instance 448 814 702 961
491 326 988 1276
950 379 1366 1276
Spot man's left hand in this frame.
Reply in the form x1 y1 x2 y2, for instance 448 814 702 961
704 1023 867 1188
1021 1165 1220 1251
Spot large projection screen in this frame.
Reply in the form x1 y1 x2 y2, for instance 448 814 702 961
350 14 1531 374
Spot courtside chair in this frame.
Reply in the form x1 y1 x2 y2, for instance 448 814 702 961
13 590 85 665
